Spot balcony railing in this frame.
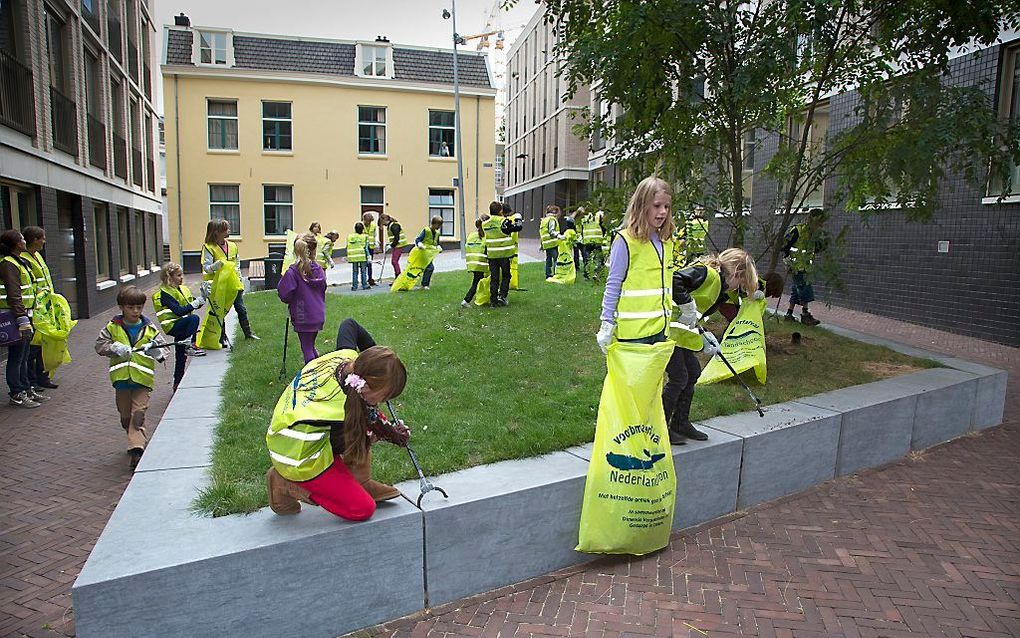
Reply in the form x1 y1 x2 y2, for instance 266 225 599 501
81 2 101 36
87 114 106 169
147 161 155 192
0 49 36 136
143 63 151 98
113 131 127 178
132 146 142 186
50 86 78 156
127 37 138 80
108 16 123 63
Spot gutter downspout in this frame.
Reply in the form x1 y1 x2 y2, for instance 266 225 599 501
173 75 184 264
475 96 480 215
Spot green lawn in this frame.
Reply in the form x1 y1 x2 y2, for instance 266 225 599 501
193 261 938 516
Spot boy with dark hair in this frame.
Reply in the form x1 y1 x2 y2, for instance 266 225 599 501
95 285 167 470
782 208 827 326
481 201 524 306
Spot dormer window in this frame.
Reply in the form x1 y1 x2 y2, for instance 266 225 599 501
356 43 391 78
194 29 232 66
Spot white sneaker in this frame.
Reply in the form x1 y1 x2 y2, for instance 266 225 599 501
27 388 50 402
9 392 40 408
461 300 470 308
423 286 430 290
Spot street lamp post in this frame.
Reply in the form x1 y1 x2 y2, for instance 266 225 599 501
445 2 468 259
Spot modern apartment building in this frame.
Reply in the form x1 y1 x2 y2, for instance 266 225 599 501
502 5 588 234
161 18 497 268
0 0 163 318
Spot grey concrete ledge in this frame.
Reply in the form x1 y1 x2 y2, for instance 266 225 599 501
74 319 1008 637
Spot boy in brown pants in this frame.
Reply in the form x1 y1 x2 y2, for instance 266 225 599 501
95 286 166 469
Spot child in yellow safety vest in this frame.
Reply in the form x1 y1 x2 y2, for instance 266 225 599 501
95 285 167 470
345 223 371 291
21 226 58 391
153 262 207 391
462 217 489 307
0 229 42 408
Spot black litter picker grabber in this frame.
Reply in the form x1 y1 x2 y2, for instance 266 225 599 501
699 327 765 418
386 401 449 508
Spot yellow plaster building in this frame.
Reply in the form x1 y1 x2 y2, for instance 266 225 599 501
161 18 496 268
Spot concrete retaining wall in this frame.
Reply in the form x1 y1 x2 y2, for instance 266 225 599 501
73 326 1008 637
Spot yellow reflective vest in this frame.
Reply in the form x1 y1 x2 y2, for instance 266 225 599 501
580 212 604 245
106 319 159 389
615 230 674 341
482 215 514 259
152 285 195 334
346 233 368 262
539 214 559 250
364 220 378 250
317 238 334 268
266 349 358 481
465 231 488 272
670 266 722 351
389 222 411 248
0 255 36 313
25 251 53 292
201 241 239 282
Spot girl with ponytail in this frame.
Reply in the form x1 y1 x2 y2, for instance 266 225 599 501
277 233 327 363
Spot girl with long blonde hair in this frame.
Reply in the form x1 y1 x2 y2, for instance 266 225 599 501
277 233 327 363
597 175 677 352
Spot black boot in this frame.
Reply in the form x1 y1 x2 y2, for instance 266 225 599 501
664 409 686 446
800 309 820 326
671 387 707 441
675 419 708 441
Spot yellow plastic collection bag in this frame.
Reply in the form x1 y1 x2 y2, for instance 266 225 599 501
390 245 441 292
31 290 76 373
547 230 577 285
576 340 677 555
196 263 243 350
280 229 300 274
698 296 767 385
509 255 519 290
473 273 491 306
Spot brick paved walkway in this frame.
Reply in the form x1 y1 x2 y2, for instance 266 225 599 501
361 300 1020 638
0 282 191 638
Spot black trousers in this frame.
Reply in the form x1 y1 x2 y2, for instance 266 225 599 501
335 318 377 352
464 271 485 303
488 258 511 302
662 346 702 426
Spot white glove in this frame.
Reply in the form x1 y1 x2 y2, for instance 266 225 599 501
676 301 698 328
752 290 765 301
416 242 425 250
200 281 212 298
596 320 615 354
111 342 132 357
436 245 443 253
701 331 721 357
191 298 206 310
211 260 226 272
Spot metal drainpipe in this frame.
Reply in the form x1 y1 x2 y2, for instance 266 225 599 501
173 75 184 265
475 96 479 216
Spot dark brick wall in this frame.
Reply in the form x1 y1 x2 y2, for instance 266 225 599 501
733 43 1020 347
506 179 588 239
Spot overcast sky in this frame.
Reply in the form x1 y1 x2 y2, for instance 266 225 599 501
153 0 539 112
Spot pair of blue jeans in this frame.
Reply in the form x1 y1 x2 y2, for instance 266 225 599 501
351 262 368 290
168 314 200 389
544 248 558 279
5 337 31 396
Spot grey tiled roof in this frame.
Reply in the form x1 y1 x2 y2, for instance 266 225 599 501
164 29 492 89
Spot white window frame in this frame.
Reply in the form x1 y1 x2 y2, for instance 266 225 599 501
192 29 233 67
262 184 294 237
990 45 1020 197
357 105 386 155
209 183 241 236
428 110 456 158
354 43 393 79
427 188 456 238
360 185 385 217
206 99 238 151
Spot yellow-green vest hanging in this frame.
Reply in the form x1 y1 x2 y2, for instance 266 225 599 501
482 215 514 259
25 251 53 292
266 349 358 482
364 221 378 250
106 320 159 388
317 238 334 268
346 233 368 262
580 213 604 245
389 222 410 248
0 255 36 312
615 230 674 341
152 285 195 333
202 241 239 282
539 214 559 250
670 266 722 351
465 231 488 272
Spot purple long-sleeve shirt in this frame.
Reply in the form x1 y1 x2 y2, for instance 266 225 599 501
600 234 663 323
278 262 327 332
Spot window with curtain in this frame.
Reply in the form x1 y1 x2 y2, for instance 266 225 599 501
262 101 292 151
207 100 237 150
428 189 455 237
428 110 455 157
263 185 293 236
358 106 386 154
209 184 240 234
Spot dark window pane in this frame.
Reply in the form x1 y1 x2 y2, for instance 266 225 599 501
263 101 290 119
360 186 384 204
429 110 454 127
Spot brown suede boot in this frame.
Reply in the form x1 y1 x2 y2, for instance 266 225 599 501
347 450 401 502
266 467 301 515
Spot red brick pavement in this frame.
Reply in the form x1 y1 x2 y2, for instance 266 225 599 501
0 281 192 638
358 299 1020 638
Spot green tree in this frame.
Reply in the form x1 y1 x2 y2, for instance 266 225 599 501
514 0 1020 274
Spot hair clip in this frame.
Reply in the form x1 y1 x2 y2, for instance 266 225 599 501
345 373 367 393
